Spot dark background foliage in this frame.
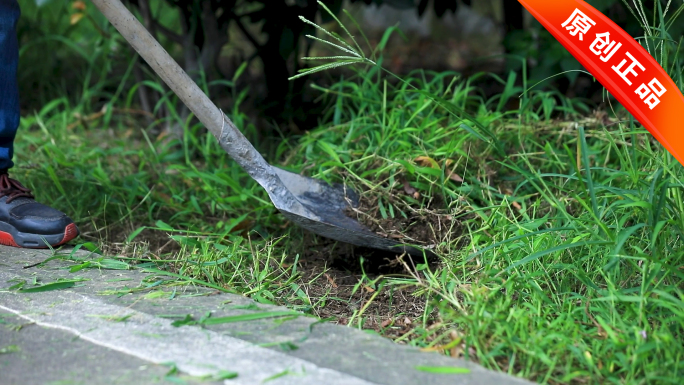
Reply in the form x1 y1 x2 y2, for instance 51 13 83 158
16 0 683 133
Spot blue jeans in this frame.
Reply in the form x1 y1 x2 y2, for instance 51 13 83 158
0 0 20 171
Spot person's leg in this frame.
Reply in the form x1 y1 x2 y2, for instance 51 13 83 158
0 1 79 248
0 0 20 169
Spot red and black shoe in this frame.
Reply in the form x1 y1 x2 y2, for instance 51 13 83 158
0 171 79 248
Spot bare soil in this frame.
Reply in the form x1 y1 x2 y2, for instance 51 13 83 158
294 231 438 337
345 189 462 250
291 187 464 337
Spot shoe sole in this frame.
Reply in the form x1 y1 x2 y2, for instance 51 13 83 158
0 222 79 249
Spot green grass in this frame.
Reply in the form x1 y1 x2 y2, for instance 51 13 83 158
7 0 684 384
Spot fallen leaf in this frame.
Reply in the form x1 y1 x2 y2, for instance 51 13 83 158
72 1 86 10
449 330 463 357
468 346 477 356
67 110 105 130
403 180 417 196
450 345 462 357
324 273 337 288
154 192 172 203
446 171 463 182
414 156 439 169
229 218 254 233
70 13 84 25
156 130 171 141
419 337 462 352
381 318 393 328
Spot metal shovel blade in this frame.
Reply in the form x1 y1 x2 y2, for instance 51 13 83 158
92 0 435 258
272 168 436 258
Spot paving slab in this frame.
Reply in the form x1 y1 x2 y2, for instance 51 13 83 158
0 312 220 385
0 245 535 385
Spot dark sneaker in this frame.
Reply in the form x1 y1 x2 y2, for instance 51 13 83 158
0 171 79 248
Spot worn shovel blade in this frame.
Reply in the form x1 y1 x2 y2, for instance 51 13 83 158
272 168 436 258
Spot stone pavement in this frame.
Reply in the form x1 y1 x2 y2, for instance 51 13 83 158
0 245 535 385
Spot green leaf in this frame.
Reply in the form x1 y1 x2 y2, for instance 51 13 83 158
288 60 358 80
171 314 197 327
144 290 169 299
404 88 504 156
17 280 81 293
262 369 291 383
611 223 647 255
7 281 25 290
155 220 174 231
91 314 134 323
81 242 101 252
232 61 248 82
126 226 147 243
0 345 20 354
415 366 471 374
212 370 239 380
202 311 302 325
69 261 91 273
377 25 405 52
650 220 668 249
97 259 131 270
278 342 299 351
504 240 612 272
141 268 230 293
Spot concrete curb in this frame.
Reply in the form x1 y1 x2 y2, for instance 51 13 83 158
0 245 534 385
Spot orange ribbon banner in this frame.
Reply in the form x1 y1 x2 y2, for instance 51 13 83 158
518 0 684 166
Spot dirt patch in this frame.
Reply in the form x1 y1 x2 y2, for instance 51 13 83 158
291 187 464 337
293 230 439 337
345 190 462 252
